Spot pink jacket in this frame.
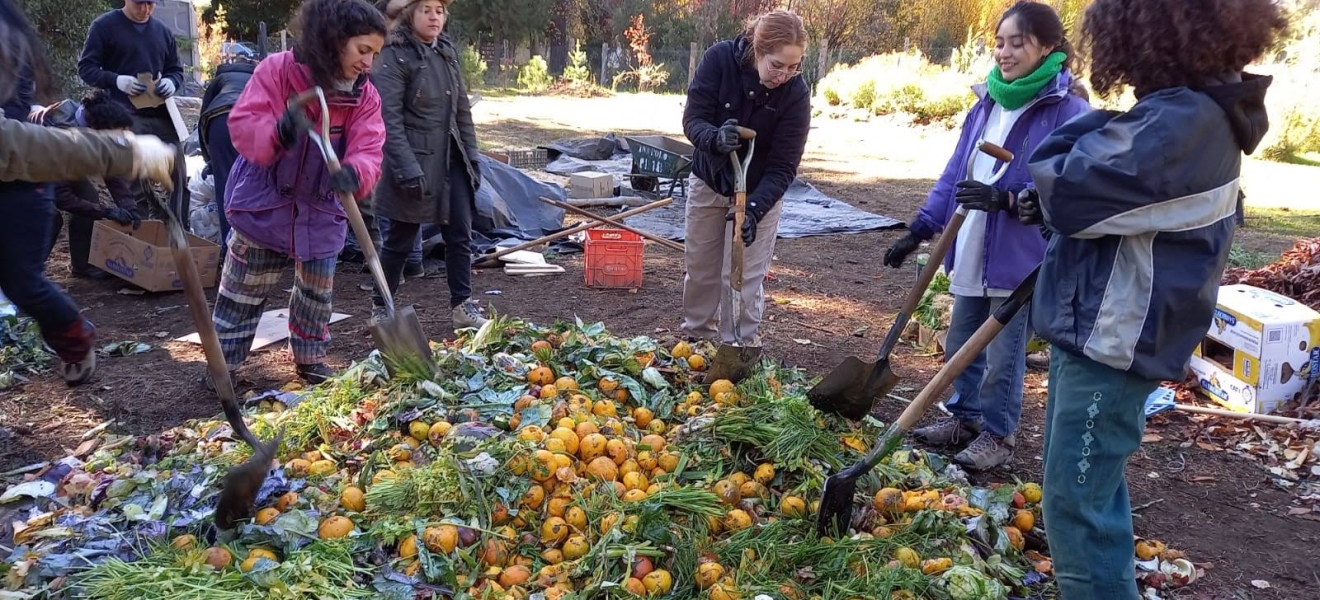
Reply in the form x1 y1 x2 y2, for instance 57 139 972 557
224 51 385 260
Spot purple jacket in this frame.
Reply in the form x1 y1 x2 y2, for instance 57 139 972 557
908 70 1090 291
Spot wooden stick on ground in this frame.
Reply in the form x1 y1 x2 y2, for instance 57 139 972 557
539 197 686 253
1174 403 1312 425
480 197 673 263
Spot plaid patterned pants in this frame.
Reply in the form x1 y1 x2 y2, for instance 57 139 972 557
212 231 337 369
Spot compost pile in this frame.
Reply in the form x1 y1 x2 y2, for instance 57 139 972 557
3 318 1181 600
1222 238 1320 311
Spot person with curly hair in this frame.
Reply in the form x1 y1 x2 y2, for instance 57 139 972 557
34 90 144 279
211 0 387 387
1021 0 1287 596
885 1 1090 471
371 0 487 333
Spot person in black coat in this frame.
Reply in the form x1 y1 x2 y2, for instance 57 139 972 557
680 10 811 346
199 58 256 245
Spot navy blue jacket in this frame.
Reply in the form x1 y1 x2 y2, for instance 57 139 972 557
1028 74 1271 381
683 36 810 214
77 10 184 113
199 62 255 160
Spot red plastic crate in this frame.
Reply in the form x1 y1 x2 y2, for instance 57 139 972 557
584 227 645 288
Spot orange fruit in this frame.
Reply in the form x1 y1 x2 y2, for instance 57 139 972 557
640 434 667 453
522 484 547 510
540 384 559 399
548 428 580 455
780 495 808 518
873 488 904 514
606 438 631 465
1004 526 1026 551
585 456 619 481
399 535 419 559
541 517 570 546
318 516 353 539
531 340 554 354
724 509 753 531
528 366 555 386
598 377 619 393
255 507 280 525
624 577 646 595
203 547 232 570
1013 509 1035 532
428 421 452 445
275 492 299 512
423 524 459 554
479 538 509 567
579 433 608 461
546 495 571 517
554 376 579 391
562 535 590 560
340 486 366 512
688 355 707 370
592 400 617 418
574 421 600 440
753 463 775 485
565 506 588 531
696 562 725 589
1021 482 1043 504
709 379 735 397
642 569 673 595
499 564 532 588
287 459 311 477
671 341 693 359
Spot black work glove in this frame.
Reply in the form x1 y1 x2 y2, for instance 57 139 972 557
277 106 313 149
1016 188 1043 225
330 165 360 195
883 231 921 268
954 179 1011 212
714 119 741 155
104 207 136 226
401 176 425 202
725 200 770 247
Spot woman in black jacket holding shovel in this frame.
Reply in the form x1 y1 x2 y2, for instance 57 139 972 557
372 0 486 333
681 10 811 346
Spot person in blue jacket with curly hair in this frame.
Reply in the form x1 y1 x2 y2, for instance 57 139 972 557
1019 0 1286 596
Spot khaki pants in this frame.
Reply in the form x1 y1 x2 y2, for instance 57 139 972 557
681 175 782 345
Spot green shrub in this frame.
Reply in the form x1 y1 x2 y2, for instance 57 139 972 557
822 85 841 106
460 45 487 89
561 41 592 85
852 80 876 110
517 56 553 93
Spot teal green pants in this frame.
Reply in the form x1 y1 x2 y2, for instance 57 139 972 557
1042 347 1161 600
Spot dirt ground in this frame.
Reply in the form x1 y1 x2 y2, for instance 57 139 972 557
3 93 1318 599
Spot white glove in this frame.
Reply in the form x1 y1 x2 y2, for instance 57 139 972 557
126 133 176 189
155 78 176 98
116 75 147 96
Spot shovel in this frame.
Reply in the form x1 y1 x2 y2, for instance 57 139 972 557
816 263 1040 537
148 152 281 530
705 126 761 384
291 88 433 377
808 141 1015 420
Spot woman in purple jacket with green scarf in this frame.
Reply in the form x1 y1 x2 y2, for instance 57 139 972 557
883 1 1089 471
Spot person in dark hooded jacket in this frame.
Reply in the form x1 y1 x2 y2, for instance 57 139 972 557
200 57 257 245
371 0 486 333
1018 0 1286 597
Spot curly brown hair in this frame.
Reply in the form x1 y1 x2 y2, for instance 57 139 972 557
1082 0 1288 98
291 0 387 90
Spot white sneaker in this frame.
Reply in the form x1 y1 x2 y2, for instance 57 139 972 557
452 300 488 331
61 349 97 386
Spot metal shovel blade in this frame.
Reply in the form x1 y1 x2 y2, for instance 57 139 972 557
705 344 762 384
368 304 433 376
807 356 902 420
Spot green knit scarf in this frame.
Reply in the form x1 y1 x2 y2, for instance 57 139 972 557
986 51 1067 110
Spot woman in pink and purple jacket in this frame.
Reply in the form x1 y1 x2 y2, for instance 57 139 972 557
210 0 387 387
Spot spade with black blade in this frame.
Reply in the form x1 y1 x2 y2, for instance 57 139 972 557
808 141 1015 420
816 264 1040 537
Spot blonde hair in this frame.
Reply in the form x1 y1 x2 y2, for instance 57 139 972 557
742 10 808 60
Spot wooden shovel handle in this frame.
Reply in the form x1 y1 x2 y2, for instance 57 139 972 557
892 265 1039 431
978 141 1014 163
735 126 757 140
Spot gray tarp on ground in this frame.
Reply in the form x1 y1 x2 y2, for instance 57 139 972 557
543 140 903 241
347 154 568 255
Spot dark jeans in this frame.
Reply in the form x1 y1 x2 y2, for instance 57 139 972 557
0 183 87 360
375 160 474 309
132 111 189 223
47 180 104 272
206 114 239 245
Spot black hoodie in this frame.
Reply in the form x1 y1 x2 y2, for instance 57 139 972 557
1026 72 1272 381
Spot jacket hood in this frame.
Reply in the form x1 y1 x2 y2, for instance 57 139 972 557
216 62 256 76
1199 72 1272 156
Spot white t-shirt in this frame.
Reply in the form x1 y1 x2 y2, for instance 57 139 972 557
950 103 1026 298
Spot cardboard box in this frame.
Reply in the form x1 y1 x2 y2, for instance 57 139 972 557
89 221 222 292
1189 284 1320 413
569 171 614 199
